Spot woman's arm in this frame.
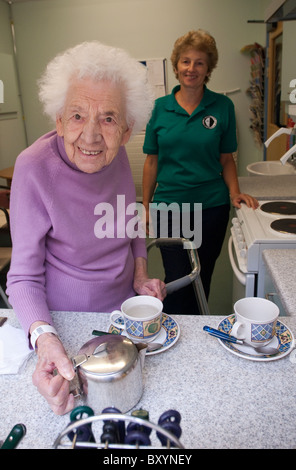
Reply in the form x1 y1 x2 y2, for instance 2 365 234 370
133 256 166 300
142 154 158 233
220 153 258 209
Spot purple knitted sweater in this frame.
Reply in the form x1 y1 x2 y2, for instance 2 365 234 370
7 131 147 335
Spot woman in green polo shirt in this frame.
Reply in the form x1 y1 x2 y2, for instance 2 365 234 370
143 30 258 315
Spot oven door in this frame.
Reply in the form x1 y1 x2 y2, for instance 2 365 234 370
228 235 256 302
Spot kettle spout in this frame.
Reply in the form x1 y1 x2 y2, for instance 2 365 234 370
136 342 148 369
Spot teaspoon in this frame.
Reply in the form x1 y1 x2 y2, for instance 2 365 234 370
92 330 162 352
203 325 279 355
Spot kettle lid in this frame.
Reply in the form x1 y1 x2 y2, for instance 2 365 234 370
77 335 138 376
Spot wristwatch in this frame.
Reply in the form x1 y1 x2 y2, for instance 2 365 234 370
30 325 58 349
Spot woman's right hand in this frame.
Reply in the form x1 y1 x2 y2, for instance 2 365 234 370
32 333 76 415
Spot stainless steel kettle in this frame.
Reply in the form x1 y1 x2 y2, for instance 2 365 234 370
72 335 146 413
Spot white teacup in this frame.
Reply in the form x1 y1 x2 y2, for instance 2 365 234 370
232 297 279 348
110 296 163 343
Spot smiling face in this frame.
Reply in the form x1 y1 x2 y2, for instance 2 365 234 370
175 49 209 91
56 77 133 173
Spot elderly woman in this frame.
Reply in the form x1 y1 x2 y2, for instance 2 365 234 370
7 42 165 414
143 30 258 315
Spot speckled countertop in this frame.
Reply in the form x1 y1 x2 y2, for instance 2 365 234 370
1 309 296 449
238 175 296 200
263 250 296 316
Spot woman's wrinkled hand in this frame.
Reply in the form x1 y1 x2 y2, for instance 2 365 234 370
134 276 167 301
32 334 76 415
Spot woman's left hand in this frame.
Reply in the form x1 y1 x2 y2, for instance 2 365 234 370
134 276 167 301
133 257 166 300
230 193 259 209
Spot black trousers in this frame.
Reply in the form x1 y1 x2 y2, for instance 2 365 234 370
156 204 230 315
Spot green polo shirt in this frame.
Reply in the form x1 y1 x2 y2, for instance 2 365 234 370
143 85 237 210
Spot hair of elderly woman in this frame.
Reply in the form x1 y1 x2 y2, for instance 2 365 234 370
38 41 155 136
171 30 218 83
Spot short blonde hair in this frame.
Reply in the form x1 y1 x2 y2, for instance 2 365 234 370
38 41 155 136
171 30 218 83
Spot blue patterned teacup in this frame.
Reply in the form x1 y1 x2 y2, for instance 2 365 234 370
232 297 279 348
110 296 163 343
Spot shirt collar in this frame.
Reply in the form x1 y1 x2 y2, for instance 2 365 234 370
165 85 216 115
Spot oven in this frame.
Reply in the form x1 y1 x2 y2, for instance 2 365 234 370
228 200 296 311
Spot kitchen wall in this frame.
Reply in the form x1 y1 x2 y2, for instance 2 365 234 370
0 0 27 169
0 0 270 175
0 0 271 315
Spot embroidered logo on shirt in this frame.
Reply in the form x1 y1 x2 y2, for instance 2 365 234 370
202 116 217 129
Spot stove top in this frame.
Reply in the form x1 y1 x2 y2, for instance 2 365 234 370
235 200 296 244
259 201 296 217
270 218 296 235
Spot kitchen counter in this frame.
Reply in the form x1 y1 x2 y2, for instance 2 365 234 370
1 309 296 449
238 175 296 199
263 249 296 316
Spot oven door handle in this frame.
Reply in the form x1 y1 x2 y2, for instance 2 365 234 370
228 235 246 286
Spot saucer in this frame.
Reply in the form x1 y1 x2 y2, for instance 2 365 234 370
108 313 180 355
217 314 294 362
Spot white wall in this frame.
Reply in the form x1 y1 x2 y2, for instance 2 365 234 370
5 0 270 176
0 0 27 171
0 0 271 315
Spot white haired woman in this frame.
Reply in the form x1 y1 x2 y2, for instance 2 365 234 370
7 42 166 415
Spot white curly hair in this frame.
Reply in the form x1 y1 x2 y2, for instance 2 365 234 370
38 41 155 136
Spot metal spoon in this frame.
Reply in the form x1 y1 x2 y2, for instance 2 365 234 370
254 344 279 355
203 326 279 355
92 330 162 352
138 342 163 353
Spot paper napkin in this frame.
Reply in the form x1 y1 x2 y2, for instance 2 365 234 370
0 323 33 374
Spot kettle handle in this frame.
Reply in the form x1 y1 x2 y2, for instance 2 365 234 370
72 354 88 368
70 354 88 399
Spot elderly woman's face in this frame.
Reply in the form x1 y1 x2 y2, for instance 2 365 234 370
56 78 132 173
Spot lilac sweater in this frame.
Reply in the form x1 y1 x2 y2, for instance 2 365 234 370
7 131 147 336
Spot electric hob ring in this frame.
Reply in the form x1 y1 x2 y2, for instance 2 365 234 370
260 201 296 216
270 218 296 235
